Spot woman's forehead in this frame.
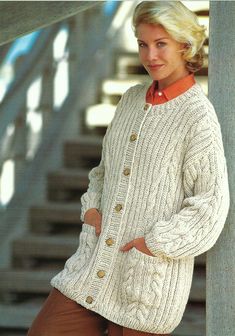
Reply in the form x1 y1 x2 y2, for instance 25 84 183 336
136 23 171 40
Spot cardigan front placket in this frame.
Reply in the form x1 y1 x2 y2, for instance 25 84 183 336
81 101 153 307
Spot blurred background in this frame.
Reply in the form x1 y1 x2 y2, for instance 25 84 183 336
0 1 209 335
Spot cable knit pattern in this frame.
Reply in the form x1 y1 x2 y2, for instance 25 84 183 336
50 81 230 334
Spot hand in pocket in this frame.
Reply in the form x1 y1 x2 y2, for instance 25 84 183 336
84 208 102 236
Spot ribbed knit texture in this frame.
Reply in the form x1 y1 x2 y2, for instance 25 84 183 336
50 81 230 333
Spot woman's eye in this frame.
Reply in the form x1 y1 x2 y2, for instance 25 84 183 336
157 42 166 47
138 43 145 48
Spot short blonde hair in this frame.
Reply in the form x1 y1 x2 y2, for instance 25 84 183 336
132 1 207 73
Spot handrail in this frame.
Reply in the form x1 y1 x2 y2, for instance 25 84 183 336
0 1 101 46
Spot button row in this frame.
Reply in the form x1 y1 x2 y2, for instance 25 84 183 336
85 118 141 305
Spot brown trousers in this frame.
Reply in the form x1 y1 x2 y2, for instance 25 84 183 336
27 288 170 336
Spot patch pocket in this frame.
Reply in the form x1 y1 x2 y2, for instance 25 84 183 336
64 223 98 272
120 247 168 309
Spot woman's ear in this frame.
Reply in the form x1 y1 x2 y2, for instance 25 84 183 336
184 42 191 49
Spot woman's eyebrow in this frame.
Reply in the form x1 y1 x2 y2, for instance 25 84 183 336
137 38 169 42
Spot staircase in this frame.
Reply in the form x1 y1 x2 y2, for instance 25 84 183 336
0 4 209 336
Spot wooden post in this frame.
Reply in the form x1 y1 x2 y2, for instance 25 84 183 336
13 102 27 187
67 14 84 96
207 2 234 335
12 56 28 187
40 44 55 133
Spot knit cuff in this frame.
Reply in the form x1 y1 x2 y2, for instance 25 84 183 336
80 197 101 222
144 231 166 258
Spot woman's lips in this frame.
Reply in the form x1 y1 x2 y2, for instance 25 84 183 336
148 64 164 70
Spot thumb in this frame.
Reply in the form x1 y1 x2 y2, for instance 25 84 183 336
95 222 101 236
120 241 133 252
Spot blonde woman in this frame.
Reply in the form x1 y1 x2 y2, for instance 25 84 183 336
27 1 230 335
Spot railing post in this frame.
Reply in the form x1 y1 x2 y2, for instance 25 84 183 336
12 56 28 187
40 44 55 133
67 13 86 134
13 100 27 187
67 14 84 95
207 1 234 335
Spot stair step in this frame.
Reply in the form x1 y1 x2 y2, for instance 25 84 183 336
173 302 205 336
101 76 150 104
100 75 208 105
85 103 117 128
12 234 80 261
0 267 205 302
0 299 43 328
13 229 205 268
12 234 206 268
64 135 102 168
47 168 90 201
29 202 82 233
102 76 150 95
0 300 204 335
0 331 29 336
0 269 56 294
116 54 145 77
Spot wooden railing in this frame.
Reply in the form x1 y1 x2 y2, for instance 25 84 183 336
0 0 135 266
0 2 126 208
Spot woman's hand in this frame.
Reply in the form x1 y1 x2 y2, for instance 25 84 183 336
84 208 102 236
120 237 155 256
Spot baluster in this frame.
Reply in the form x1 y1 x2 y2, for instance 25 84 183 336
67 14 84 94
39 43 55 134
66 14 86 134
10 55 28 188
13 98 27 187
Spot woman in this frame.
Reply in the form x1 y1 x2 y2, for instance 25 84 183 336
27 1 230 335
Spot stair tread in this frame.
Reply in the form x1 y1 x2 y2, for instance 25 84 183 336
13 229 205 265
47 168 91 191
65 135 103 147
0 266 205 302
102 76 150 95
13 234 80 259
0 300 205 334
74 134 103 143
48 167 90 175
31 201 82 210
13 233 79 245
30 202 82 222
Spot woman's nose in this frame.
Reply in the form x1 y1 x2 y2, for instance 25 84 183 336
146 47 158 62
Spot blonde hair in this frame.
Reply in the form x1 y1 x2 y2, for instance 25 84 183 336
132 1 207 73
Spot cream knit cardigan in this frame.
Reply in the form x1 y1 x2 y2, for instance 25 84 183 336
51 81 230 334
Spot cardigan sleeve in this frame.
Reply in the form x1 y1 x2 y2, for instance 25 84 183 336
80 87 130 222
144 111 230 260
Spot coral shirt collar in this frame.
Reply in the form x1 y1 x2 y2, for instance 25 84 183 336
146 72 196 103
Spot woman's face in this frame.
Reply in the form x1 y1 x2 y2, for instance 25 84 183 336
136 23 189 90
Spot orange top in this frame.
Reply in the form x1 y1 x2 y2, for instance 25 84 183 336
146 72 196 105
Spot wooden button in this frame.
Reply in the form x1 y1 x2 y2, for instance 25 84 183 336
106 238 114 246
97 270 105 278
86 296 93 304
130 133 137 141
123 168 130 176
115 204 122 212
144 104 149 110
